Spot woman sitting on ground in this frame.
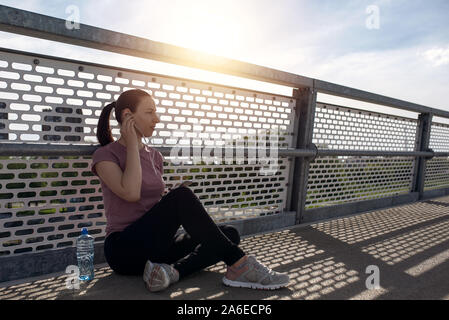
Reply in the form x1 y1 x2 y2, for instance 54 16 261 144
91 88 290 292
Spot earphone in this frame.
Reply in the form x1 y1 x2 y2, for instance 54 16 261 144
134 121 150 145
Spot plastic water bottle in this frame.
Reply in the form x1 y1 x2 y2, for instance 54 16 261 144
76 228 94 281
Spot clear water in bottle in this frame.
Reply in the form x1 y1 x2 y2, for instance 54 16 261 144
76 227 94 281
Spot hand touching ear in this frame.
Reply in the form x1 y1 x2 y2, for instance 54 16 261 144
120 113 138 147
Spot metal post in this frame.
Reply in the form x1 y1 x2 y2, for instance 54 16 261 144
288 87 317 224
412 112 433 199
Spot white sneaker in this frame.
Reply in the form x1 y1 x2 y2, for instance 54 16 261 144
222 255 290 290
143 260 179 292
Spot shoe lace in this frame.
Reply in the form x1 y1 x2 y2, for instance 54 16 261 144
163 264 178 283
253 259 274 276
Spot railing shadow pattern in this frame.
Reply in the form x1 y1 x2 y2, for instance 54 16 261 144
2 195 449 300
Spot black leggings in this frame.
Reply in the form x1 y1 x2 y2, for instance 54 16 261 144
103 185 246 279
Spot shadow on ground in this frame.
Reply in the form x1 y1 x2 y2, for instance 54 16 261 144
2 195 449 300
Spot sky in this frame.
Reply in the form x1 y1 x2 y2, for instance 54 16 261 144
0 0 448 121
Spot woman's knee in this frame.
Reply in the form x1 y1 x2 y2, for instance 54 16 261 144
170 185 195 199
105 254 145 276
104 240 146 276
221 225 241 245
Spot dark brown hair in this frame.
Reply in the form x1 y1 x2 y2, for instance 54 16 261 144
96 89 151 146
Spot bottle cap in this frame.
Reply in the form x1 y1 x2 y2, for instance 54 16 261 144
81 228 88 235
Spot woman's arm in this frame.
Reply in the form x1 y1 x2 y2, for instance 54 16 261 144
121 143 142 201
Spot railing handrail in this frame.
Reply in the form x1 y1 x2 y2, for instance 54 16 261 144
0 5 313 88
1 5 449 119
1 142 447 159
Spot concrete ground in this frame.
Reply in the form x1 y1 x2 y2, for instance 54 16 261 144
2 195 449 300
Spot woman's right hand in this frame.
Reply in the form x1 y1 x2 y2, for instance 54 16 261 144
120 113 138 147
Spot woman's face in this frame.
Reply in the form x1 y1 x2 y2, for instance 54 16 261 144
122 96 160 138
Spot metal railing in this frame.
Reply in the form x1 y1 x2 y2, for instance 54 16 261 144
1 5 449 282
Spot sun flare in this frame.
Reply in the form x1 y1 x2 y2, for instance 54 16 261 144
162 1 247 58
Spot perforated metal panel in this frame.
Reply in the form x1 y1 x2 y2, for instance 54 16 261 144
0 51 294 146
313 103 417 151
0 49 294 257
424 157 449 191
305 156 415 209
0 156 106 255
429 122 449 152
163 160 290 220
306 103 418 208
424 121 449 190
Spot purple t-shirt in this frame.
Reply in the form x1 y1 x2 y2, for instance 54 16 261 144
90 141 165 238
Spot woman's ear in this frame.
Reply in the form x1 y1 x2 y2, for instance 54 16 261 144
120 111 132 124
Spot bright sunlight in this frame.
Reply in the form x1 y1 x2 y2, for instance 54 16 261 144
163 0 247 57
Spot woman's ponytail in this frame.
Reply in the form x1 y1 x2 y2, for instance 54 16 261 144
96 101 116 146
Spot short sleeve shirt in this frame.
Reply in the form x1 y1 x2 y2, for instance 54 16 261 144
90 141 165 238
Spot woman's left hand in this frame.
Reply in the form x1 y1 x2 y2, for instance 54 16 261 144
161 188 169 197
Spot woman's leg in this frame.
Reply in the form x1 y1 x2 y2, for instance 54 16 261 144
105 186 245 276
161 225 241 279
